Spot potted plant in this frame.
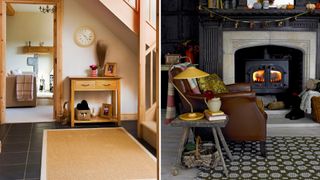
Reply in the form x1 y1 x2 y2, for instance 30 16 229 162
89 64 98 77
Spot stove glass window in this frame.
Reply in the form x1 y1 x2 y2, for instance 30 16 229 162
253 70 265 83
270 70 282 83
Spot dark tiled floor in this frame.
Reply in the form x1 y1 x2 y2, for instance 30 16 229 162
0 121 155 180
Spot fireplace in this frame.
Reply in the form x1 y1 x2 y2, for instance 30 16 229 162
245 59 289 94
198 8 320 95
234 45 303 94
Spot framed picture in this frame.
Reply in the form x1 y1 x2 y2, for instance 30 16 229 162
104 63 117 76
165 54 181 65
100 103 112 118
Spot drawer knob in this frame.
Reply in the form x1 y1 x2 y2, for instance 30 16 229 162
81 84 90 87
103 84 111 86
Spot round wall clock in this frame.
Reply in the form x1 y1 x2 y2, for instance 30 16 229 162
74 26 96 47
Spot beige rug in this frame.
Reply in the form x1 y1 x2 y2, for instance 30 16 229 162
41 127 157 180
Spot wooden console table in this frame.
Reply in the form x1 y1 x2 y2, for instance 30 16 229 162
69 77 121 127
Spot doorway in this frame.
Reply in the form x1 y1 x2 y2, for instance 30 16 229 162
0 0 63 124
5 3 54 123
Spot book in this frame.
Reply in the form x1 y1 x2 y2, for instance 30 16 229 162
205 114 227 121
204 109 225 116
204 110 227 121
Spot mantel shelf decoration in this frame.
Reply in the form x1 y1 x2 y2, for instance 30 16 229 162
199 5 313 29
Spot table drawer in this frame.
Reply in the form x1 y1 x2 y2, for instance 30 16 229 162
74 81 95 90
95 80 117 90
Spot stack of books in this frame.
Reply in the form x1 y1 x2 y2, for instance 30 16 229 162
204 110 227 121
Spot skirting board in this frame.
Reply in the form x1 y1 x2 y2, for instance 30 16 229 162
121 113 137 121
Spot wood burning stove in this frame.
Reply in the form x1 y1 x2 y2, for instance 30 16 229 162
245 59 289 94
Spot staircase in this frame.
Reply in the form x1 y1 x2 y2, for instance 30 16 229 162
93 0 158 149
99 0 139 34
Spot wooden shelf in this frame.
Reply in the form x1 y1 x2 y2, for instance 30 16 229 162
23 46 53 54
75 116 118 123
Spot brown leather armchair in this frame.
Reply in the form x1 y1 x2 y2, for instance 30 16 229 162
170 68 268 156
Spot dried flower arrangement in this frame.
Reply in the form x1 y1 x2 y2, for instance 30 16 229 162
96 40 108 69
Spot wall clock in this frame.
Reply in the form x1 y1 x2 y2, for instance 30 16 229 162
74 26 96 47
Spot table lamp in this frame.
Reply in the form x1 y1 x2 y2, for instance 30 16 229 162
170 66 209 120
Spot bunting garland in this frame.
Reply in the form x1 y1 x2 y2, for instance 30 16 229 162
199 5 312 29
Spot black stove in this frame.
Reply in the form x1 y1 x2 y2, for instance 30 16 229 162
245 59 289 94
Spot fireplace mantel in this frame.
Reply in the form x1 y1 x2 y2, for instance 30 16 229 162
199 9 320 16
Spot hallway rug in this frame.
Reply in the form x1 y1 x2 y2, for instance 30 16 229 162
196 136 320 179
41 127 156 180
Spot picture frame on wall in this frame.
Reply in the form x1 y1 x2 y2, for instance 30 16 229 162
100 103 112 118
165 54 181 65
104 63 117 76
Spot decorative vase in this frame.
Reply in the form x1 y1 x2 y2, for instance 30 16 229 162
263 0 269 9
224 0 230 9
90 69 97 77
208 0 215 8
206 97 222 112
97 67 104 77
253 2 262 9
231 0 236 9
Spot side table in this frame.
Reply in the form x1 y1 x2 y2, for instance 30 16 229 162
170 117 233 177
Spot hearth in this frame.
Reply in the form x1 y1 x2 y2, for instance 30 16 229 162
245 59 289 94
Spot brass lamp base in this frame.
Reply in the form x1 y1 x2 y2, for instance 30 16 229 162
179 112 204 121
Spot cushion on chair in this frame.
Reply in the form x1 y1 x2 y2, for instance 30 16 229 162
256 99 265 112
197 74 229 94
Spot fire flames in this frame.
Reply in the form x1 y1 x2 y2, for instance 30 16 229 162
253 70 265 83
270 70 282 83
252 70 282 83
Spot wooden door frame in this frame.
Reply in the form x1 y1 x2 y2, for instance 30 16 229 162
0 0 63 124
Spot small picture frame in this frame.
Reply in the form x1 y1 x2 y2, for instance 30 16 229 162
100 103 112 118
104 63 117 76
165 54 181 65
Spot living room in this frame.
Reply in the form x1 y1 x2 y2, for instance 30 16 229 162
162 0 320 179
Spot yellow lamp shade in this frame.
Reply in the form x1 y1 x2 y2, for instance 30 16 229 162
173 67 209 79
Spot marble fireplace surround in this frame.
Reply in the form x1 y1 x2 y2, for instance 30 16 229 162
222 31 317 88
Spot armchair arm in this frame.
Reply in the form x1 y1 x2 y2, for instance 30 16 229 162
185 91 257 102
216 91 256 101
226 83 252 93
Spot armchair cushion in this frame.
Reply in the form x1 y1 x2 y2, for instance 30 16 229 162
197 74 229 94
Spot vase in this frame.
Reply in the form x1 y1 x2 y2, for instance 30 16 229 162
206 97 222 113
263 0 269 9
253 2 262 9
208 0 215 8
224 0 229 9
90 69 97 77
97 67 104 77
231 0 236 9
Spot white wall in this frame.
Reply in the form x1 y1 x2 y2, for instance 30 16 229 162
6 12 53 91
63 0 139 115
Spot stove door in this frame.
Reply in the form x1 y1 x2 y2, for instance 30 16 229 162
267 65 288 89
246 65 267 89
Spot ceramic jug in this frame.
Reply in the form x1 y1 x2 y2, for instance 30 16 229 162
205 97 221 112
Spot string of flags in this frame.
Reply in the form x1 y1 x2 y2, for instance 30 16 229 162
199 5 311 28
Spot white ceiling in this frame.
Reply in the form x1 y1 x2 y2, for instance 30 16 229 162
11 4 53 13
